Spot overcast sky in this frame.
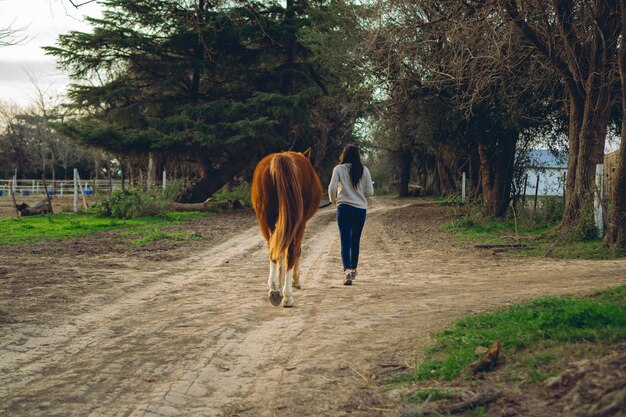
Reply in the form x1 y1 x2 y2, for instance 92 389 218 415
0 0 102 107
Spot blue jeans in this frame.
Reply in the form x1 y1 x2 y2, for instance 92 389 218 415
336 204 367 271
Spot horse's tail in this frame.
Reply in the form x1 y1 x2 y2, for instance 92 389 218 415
269 153 303 261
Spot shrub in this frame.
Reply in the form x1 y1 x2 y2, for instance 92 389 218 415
96 189 168 219
163 178 186 201
514 196 564 229
212 182 251 207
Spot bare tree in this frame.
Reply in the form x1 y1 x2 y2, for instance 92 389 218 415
605 0 626 248
364 1 559 215
0 5 29 49
503 0 621 238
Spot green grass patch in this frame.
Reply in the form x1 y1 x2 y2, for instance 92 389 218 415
444 213 626 259
540 240 626 259
444 216 552 244
0 211 211 246
402 285 626 383
212 183 251 206
131 228 190 245
586 285 626 305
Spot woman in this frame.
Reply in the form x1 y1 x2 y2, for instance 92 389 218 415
328 144 374 285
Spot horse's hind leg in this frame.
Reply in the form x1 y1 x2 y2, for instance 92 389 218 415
267 258 282 306
282 266 295 308
290 227 305 291
292 258 301 290
283 231 304 307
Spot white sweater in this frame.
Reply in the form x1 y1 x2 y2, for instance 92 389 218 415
328 164 374 209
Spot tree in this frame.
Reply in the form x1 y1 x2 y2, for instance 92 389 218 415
503 0 621 238
0 21 26 47
364 1 560 216
605 0 626 247
0 103 38 178
46 0 361 202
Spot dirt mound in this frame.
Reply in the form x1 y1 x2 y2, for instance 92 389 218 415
544 344 626 417
398 343 626 417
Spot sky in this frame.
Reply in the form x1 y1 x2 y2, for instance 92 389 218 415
0 0 102 107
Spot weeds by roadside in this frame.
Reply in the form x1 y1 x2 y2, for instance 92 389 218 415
397 288 626 383
443 196 625 259
393 285 626 417
212 183 251 207
95 189 170 219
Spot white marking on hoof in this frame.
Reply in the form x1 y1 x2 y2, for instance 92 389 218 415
282 296 294 308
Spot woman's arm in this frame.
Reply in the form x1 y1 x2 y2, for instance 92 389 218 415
328 166 340 204
363 167 374 197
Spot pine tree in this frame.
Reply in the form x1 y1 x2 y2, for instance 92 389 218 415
46 0 332 201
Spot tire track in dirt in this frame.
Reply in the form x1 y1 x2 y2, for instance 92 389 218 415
2 200 625 417
126 209 344 417
2 226 270 416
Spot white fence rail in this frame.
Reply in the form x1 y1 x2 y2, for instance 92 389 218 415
0 179 121 197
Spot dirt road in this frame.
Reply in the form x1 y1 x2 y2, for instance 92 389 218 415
1 199 625 417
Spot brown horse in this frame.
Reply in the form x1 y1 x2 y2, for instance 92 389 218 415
251 150 322 307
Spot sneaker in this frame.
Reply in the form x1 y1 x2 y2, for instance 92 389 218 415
350 269 358 280
343 270 353 286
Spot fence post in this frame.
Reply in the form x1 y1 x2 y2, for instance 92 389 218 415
522 174 528 206
163 169 167 192
533 175 540 211
461 172 466 201
76 172 88 210
10 178 19 218
595 164 604 237
41 175 54 215
74 169 79 213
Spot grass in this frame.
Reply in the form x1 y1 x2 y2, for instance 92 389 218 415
130 228 190 245
406 388 455 402
444 212 626 259
398 285 626 383
212 182 251 206
444 216 552 244
0 210 211 246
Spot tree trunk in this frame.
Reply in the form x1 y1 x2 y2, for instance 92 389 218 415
313 130 329 172
477 131 517 217
398 144 412 197
147 152 159 190
434 158 453 196
418 156 430 188
178 147 259 203
606 146 626 247
505 0 619 239
561 85 610 238
51 150 56 184
605 0 626 247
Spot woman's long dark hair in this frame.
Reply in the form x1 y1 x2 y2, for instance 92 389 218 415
339 144 364 188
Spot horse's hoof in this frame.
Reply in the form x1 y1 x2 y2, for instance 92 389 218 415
293 284 301 290
269 290 282 306
282 298 294 308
